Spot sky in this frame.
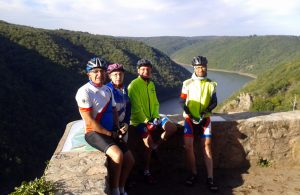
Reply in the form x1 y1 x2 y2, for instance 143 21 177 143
1 0 300 37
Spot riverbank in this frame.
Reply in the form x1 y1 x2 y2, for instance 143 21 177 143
173 60 257 79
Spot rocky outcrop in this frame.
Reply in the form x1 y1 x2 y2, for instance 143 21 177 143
44 111 300 194
212 111 300 167
219 93 253 112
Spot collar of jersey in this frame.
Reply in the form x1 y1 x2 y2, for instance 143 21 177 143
138 75 151 83
192 72 206 81
89 80 102 87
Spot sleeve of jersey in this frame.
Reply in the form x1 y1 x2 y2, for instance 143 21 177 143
152 84 160 118
109 88 117 107
128 83 148 123
180 82 188 100
211 81 217 94
75 88 92 111
124 87 131 124
206 81 218 112
124 101 131 124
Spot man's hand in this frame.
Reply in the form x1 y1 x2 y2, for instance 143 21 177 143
119 123 129 134
153 118 161 126
111 131 119 139
146 122 156 131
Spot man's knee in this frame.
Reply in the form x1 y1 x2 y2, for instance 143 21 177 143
163 121 177 134
107 146 124 163
202 139 213 157
143 135 154 148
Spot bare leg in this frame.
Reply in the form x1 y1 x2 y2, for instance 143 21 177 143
184 136 197 175
161 121 177 141
119 150 135 188
106 145 123 188
142 135 154 171
201 137 213 178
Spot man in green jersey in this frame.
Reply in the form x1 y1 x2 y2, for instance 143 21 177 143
128 59 177 184
180 56 218 191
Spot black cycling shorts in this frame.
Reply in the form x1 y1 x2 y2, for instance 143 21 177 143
85 131 128 154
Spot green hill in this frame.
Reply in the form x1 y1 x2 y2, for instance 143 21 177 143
219 59 300 112
125 36 215 56
0 21 190 193
134 35 300 75
171 36 300 75
133 35 300 112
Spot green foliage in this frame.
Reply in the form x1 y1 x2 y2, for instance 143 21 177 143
10 177 56 195
128 36 212 56
257 158 271 168
251 97 276 111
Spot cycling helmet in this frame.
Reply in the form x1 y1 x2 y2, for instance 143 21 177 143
86 57 107 72
107 63 124 74
136 59 153 69
192 56 208 66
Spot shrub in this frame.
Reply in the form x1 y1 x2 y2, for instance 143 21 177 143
9 177 56 195
257 158 271 167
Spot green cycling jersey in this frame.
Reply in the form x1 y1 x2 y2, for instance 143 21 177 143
128 76 160 126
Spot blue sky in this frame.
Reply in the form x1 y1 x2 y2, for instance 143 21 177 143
1 0 300 37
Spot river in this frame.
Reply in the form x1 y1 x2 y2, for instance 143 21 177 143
160 66 254 115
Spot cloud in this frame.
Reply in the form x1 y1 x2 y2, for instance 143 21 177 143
0 0 300 36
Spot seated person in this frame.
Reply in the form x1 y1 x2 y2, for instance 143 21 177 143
128 59 177 184
75 57 134 195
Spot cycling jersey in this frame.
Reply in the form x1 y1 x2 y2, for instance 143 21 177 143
106 82 131 125
180 73 217 119
128 76 160 126
75 82 116 133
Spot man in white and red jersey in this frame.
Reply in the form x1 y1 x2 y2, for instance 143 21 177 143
75 57 134 195
180 56 218 191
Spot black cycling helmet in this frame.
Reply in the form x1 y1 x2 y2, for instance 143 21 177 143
86 57 107 72
136 59 153 69
192 56 208 66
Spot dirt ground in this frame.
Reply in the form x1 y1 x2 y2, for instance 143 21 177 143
126 164 300 195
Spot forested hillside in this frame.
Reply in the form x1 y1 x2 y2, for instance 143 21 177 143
221 60 300 112
0 21 190 193
126 36 215 56
172 36 300 75
134 35 300 75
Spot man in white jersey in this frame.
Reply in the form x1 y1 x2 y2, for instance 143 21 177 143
75 57 134 195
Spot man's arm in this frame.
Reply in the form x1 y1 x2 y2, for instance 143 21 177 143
79 109 112 136
180 96 193 119
113 106 120 129
152 83 160 119
206 92 217 112
128 83 148 123
124 101 131 125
